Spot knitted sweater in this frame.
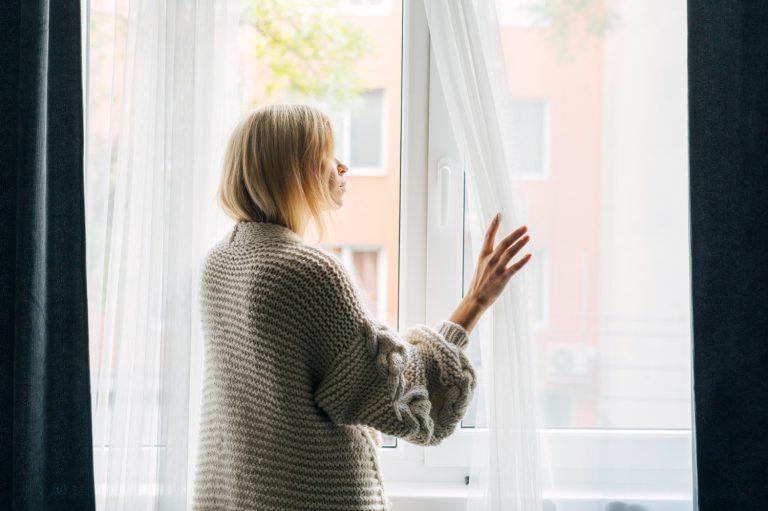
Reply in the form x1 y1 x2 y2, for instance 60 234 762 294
192 220 478 511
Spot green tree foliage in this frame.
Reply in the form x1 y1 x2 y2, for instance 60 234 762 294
526 0 619 61
243 0 376 109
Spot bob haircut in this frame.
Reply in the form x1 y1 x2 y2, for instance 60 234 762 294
218 103 339 243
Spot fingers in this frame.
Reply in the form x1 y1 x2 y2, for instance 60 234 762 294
499 233 530 268
504 252 533 277
490 224 528 263
481 213 501 256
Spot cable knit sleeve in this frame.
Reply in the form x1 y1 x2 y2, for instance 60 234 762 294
306 250 478 447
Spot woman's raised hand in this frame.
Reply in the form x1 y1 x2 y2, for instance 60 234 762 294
466 213 532 309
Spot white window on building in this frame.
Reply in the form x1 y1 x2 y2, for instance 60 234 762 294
327 245 388 322
328 89 387 176
339 0 391 17
507 98 550 179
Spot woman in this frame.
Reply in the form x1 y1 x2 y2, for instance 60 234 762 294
192 104 532 510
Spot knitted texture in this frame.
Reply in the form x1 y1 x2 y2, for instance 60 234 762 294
192 220 478 511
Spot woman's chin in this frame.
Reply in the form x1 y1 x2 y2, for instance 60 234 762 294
323 200 342 211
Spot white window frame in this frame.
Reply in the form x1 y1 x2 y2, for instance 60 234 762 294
339 0 392 17
386 1 694 508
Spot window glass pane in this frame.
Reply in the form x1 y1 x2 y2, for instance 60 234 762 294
350 89 384 168
242 0 401 333
253 3 399 447
462 0 691 430
87 0 404 453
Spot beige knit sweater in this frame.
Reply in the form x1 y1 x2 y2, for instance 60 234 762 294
192 220 478 511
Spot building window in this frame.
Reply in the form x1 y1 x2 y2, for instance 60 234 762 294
327 245 388 322
507 98 550 179
339 0 391 17
328 89 387 176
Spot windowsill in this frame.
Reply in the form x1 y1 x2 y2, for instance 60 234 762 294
386 481 693 499
385 482 693 510
385 483 470 511
386 481 468 498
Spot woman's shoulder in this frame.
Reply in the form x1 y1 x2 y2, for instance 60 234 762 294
286 244 352 293
275 243 367 312
201 231 337 268
296 243 345 274
200 235 355 302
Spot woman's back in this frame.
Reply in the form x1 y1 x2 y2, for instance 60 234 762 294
192 220 477 511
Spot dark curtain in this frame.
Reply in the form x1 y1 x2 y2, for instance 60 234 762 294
0 0 96 510
688 1 768 510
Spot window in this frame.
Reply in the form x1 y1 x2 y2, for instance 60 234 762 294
244 0 405 476
340 0 391 17
247 0 401 455
507 99 550 179
86 0 407 503
327 89 388 176
410 0 693 507
86 0 693 506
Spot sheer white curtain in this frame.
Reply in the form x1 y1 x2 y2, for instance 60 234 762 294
423 1 545 509
84 0 244 509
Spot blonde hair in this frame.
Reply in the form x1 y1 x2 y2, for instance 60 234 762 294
218 103 339 243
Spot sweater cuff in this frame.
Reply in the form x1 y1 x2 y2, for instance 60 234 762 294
436 320 471 350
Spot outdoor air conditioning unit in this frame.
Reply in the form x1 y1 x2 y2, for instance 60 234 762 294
545 341 597 384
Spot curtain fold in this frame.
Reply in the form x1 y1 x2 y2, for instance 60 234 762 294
83 0 243 509
688 1 768 509
422 1 544 509
0 0 97 510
